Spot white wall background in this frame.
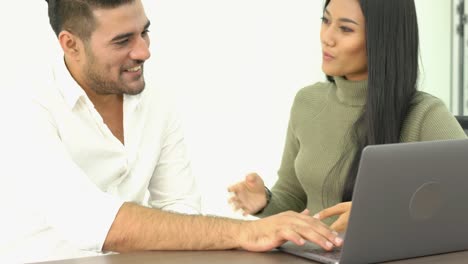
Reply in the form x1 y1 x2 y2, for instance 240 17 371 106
143 0 324 217
416 0 452 109
0 1 454 218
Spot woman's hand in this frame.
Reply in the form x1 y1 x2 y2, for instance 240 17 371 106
228 173 268 216
314 202 352 232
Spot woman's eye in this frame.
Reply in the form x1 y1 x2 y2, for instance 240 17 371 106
340 26 353 33
321 17 330 24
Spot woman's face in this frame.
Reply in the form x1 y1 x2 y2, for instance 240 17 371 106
320 0 367 81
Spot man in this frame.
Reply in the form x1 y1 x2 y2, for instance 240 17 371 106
1 0 341 262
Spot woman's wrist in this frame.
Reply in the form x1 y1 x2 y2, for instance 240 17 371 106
254 186 272 215
264 186 272 206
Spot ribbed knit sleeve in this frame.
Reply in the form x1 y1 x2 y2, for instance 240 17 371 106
255 118 307 217
401 92 467 141
255 83 337 217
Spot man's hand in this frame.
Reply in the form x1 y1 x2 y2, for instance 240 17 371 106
314 202 352 232
238 210 343 252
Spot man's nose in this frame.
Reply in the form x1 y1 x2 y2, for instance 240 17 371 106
130 37 151 61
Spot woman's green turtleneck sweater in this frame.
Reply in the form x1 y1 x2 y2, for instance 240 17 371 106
257 77 466 219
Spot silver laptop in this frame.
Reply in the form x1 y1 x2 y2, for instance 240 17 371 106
279 139 468 264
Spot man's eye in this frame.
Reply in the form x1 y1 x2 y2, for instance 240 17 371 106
142 30 150 36
116 39 129 45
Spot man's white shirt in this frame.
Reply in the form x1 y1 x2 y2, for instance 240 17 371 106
0 57 200 263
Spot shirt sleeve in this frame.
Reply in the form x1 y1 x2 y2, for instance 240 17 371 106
23 102 124 252
147 103 201 215
419 99 467 140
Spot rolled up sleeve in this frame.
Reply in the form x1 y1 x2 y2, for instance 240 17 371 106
147 106 201 215
27 103 124 252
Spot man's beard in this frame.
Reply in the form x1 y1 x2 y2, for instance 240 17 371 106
83 48 146 95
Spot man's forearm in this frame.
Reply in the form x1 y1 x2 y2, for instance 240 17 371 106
103 202 244 252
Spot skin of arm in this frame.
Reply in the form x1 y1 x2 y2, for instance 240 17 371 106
103 203 343 252
103 203 242 251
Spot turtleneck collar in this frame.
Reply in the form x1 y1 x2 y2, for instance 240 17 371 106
334 76 368 106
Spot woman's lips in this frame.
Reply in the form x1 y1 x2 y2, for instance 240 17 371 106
323 52 335 61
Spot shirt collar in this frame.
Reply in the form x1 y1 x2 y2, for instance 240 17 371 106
334 76 368 106
53 56 87 109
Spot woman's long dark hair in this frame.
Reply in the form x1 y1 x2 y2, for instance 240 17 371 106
322 0 419 204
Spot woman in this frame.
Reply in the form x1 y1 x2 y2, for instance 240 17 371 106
228 0 466 232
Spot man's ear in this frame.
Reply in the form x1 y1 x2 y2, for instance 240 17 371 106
58 31 83 61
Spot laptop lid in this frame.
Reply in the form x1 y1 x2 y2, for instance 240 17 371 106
342 139 468 263
280 139 468 264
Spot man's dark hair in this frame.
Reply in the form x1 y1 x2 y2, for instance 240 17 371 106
45 0 135 40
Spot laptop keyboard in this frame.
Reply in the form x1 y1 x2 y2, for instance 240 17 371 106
305 247 342 260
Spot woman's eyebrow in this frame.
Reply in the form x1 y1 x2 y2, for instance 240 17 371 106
324 9 359 25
